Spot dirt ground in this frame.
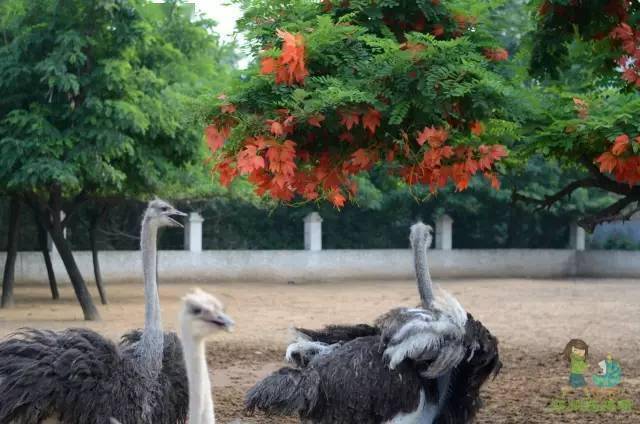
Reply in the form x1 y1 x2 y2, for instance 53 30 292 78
1 278 639 423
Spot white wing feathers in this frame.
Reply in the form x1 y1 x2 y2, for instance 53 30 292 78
377 290 468 378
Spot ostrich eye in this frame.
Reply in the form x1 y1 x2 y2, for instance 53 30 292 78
191 307 202 315
161 206 169 212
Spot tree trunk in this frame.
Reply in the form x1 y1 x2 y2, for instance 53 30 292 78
48 220 100 320
1 196 21 308
26 188 99 320
36 217 59 300
89 215 107 305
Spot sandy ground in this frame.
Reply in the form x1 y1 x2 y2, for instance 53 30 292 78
1 278 639 423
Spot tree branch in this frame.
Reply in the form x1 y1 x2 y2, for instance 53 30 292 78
580 155 640 197
578 197 640 233
538 178 599 210
511 189 544 206
512 178 598 210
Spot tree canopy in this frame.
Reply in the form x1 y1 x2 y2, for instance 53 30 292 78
0 0 231 201
207 0 639 232
518 0 640 231
206 0 519 207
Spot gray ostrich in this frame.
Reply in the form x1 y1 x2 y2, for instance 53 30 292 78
0 199 190 424
246 223 501 424
111 288 235 424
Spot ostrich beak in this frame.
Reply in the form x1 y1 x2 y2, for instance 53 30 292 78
209 312 235 332
167 209 188 228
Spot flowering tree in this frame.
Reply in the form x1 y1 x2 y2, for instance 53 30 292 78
207 0 517 207
521 0 640 231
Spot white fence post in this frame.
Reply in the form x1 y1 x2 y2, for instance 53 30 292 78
184 212 204 252
304 212 323 251
435 214 453 250
569 221 586 251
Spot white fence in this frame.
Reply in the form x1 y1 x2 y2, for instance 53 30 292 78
1 211 636 283
1 249 638 284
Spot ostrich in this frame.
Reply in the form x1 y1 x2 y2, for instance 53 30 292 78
178 288 234 424
111 288 235 424
0 198 190 424
246 223 501 423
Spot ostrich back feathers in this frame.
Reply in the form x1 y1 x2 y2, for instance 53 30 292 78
0 328 188 424
246 335 424 424
294 324 379 344
245 366 321 416
376 292 467 378
249 312 500 424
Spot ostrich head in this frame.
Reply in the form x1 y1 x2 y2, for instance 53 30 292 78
143 198 187 229
179 288 235 340
409 222 433 250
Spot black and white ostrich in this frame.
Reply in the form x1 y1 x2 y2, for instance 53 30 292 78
0 199 190 424
246 223 501 424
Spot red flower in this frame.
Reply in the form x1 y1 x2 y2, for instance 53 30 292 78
483 48 509 61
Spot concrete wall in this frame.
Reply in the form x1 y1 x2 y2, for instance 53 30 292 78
0 249 637 284
574 250 640 278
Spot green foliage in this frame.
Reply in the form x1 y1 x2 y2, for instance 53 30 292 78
528 88 640 161
528 0 640 80
0 0 234 200
230 12 516 137
489 0 640 231
591 235 640 251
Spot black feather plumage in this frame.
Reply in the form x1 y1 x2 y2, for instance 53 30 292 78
246 314 499 424
434 314 501 424
0 328 188 424
294 324 379 344
246 335 424 424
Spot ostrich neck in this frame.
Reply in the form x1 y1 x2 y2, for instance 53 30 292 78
136 218 163 376
414 236 433 307
181 331 215 424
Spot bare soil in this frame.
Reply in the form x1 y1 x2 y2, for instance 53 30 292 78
1 278 639 423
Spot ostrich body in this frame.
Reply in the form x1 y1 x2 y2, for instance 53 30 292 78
0 199 189 424
246 223 501 424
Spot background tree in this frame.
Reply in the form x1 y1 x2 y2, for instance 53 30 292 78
78 0 237 304
516 0 640 231
0 0 234 318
